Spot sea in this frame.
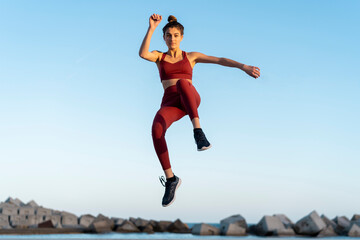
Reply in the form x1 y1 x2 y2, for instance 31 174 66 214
0 223 356 240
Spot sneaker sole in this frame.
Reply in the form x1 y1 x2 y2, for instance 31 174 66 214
197 144 212 151
162 178 182 207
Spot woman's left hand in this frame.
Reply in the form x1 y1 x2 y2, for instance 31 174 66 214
243 65 261 79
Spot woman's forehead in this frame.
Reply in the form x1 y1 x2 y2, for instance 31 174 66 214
165 27 181 34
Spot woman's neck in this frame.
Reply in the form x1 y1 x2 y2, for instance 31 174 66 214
166 48 182 58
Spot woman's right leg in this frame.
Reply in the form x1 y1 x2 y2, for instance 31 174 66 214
152 106 186 173
152 106 186 207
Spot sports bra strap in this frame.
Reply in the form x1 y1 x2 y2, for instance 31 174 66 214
161 52 166 61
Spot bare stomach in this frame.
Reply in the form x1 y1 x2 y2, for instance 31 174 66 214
162 79 192 90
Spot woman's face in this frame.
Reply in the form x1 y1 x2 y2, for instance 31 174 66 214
163 27 183 50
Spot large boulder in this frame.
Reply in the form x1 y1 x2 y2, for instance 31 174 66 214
273 214 294 229
61 212 78 227
321 214 337 229
0 214 11 229
38 220 54 228
18 206 35 215
351 214 360 222
79 214 95 228
9 215 36 228
130 217 150 231
25 200 39 208
333 216 351 235
317 225 338 237
220 214 247 229
348 223 360 237
294 210 326 236
255 215 288 236
167 219 191 233
5 197 24 207
111 217 125 226
89 214 114 233
141 223 155 233
44 215 61 228
35 207 53 216
192 223 220 235
115 220 140 233
0 203 19 215
220 214 247 236
153 220 172 232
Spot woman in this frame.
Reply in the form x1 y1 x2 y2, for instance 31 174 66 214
139 14 260 207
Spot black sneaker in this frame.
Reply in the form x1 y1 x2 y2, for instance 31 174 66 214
194 128 212 151
159 175 181 207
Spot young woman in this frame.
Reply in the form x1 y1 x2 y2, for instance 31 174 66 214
139 14 260 207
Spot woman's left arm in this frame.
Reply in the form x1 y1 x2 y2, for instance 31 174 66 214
190 52 260 79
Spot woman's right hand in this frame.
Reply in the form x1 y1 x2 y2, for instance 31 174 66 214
149 14 162 30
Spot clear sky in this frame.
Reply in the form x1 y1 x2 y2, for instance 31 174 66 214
0 0 359 224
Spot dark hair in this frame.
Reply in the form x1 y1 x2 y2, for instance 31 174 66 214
162 15 184 35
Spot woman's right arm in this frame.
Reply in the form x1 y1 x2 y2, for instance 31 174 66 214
139 14 162 62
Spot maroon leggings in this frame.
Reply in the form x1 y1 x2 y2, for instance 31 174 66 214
152 79 201 170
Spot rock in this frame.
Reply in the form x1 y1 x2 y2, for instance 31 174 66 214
44 215 62 228
348 223 360 237
167 219 191 233
61 212 78 227
154 220 172 232
28 215 44 225
35 207 53 216
0 214 11 229
294 210 326 236
351 214 360 222
132 217 149 228
5 197 24 207
25 200 39 208
0 203 19 215
317 225 338 237
142 223 155 233
115 220 140 233
111 217 125 226
192 223 220 235
221 223 247 236
333 216 351 235
273 214 294 228
321 214 337 229
79 214 95 228
89 214 114 233
38 220 54 228
9 215 35 228
220 214 247 232
256 215 287 236
18 206 35 215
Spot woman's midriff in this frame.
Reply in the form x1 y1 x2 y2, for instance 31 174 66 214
162 79 193 90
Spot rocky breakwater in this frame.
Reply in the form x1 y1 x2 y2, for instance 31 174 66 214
1 197 360 237
0 197 192 235
192 211 360 237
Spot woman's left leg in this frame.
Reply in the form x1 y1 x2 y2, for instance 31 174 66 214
176 79 212 151
175 79 201 125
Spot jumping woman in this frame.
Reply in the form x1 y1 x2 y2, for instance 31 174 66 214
139 14 260 207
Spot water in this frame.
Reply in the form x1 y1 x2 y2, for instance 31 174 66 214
0 223 356 239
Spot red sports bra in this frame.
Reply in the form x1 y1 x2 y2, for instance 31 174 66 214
158 51 193 81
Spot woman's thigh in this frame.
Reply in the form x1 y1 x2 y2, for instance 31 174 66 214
153 106 187 131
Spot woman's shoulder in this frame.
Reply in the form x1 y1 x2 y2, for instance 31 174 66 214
151 50 165 62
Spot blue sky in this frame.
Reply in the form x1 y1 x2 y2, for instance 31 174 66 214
0 0 359 224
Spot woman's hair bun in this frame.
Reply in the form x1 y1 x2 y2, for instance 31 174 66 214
168 15 177 23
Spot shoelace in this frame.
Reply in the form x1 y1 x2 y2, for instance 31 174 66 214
159 176 166 187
